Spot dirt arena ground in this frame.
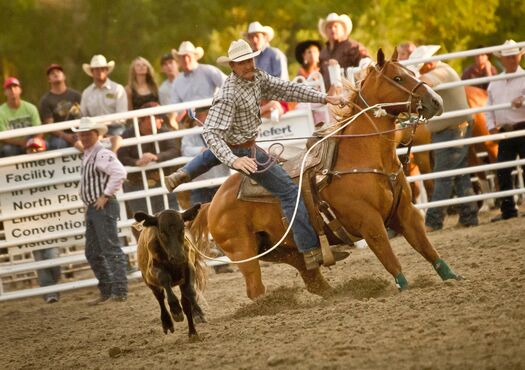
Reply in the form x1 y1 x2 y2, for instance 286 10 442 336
1 210 524 370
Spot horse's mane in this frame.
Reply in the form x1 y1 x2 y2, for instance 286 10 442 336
316 64 373 135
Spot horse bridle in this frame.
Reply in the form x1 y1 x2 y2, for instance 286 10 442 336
358 62 426 119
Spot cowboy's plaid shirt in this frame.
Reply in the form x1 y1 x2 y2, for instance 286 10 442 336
202 69 327 167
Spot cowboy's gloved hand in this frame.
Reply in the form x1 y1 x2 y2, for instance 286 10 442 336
511 95 525 109
326 95 348 106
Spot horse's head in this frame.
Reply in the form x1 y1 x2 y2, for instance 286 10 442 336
134 204 201 264
360 49 443 120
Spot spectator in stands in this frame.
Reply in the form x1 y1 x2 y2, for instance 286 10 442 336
170 41 226 127
0 77 42 157
72 117 128 305
485 40 525 222
39 64 81 149
117 101 180 215
158 53 179 106
80 54 127 137
409 45 479 232
462 46 497 90
25 137 61 303
396 42 416 61
295 40 322 79
125 57 159 110
244 21 289 80
318 13 370 91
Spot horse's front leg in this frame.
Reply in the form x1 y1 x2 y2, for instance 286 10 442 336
358 212 408 290
219 235 266 300
393 195 462 281
155 267 184 322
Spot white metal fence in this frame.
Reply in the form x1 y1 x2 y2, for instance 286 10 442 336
1 41 524 301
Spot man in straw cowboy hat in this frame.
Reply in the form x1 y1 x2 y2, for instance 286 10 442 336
486 40 525 222
170 41 226 124
80 54 128 137
318 12 370 90
408 45 479 232
72 116 128 305
165 39 349 270
244 21 289 80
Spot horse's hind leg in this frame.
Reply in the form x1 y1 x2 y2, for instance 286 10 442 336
393 198 462 281
149 285 174 334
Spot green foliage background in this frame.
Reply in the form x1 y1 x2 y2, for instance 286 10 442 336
0 0 523 104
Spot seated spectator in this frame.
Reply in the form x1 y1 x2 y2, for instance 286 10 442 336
158 53 179 106
158 52 179 129
39 64 81 149
318 13 370 91
125 57 159 110
244 21 289 80
80 55 126 152
117 101 180 216
295 40 322 79
396 41 416 61
0 77 42 157
462 46 497 90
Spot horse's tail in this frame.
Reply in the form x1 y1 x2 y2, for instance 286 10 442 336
188 202 212 295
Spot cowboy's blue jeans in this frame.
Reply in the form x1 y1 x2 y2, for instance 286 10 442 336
425 125 478 230
84 199 128 297
181 148 319 253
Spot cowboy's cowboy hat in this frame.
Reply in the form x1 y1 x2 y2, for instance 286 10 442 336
494 40 524 57
82 55 115 77
217 39 261 65
407 45 441 74
318 13 353 40
294 40 322 65
243 21 274 42
171 41 204 60
71 117 108 136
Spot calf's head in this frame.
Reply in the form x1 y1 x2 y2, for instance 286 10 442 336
134 204 201 264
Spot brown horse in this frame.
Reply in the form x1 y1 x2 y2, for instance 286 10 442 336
190 49 462 300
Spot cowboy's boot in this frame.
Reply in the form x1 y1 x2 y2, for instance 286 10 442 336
303 247 350 271
164 170 190 192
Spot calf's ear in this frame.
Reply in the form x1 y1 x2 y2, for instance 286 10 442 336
182 203 201 222
134 211 158 226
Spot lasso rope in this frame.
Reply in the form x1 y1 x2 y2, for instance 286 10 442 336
189 99 413 264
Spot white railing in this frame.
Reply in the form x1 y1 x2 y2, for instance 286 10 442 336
1 42 524 301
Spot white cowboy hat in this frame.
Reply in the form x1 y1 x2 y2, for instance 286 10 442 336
82 55 115 77
243 21 275 42
217 39 261 65
494 40 524 57
318 13 353 40
71 117 108 136
171 41 204 60
407 45 441 73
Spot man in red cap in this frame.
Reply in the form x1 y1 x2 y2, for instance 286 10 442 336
39 64 81 149
0 77 42 157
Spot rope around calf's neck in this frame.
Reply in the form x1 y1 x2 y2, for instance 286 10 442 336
188 100 412 264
